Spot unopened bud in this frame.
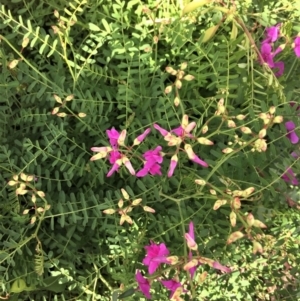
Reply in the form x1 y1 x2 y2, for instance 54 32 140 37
253 241 263 254
118 199 124 208
121 188 129 200
166 256 179 265
57 112 67 117
269 106 276 114
183 74 194 81
259 128 267 138
195 179 206 186
236 114 246 120
253 219 267 228
213 199 227 210
226 231 244 244
232 197 241 209
103 209 116 214
180 62 187 70
183 259 198 271
175 80 182 89
165 85 173 94
246 213 255 227
132 198 142 206
230 211 236 227
174 96 180 106
117 130 127 146
143 206 155 213
222 148 234 154
227 120 236 128
241 126 252 134
273 115 283 123
202 125 208 134
197 137 214 145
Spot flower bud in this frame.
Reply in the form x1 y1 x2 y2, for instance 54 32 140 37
183 259 198 271
213 199 227 210
143 206 155 213
226 231 244 244
118 130 127 146
183 74 194 81
202 125 208 134
174 96 180 106
175 80 182 89
227 120 236 128
103 209 116 214
259 128 267 138
236 114 246 120
252 241 263 254
241 126 252 134
222 148 234 154
132 198 142 206
165 85 173 94
230 211 236 227
166 256 179 265
246 213 255 227
253 219 267 228
195 179 206 186
273 115 283 123
269 106 276 114
197 137 214 145
121 188 129 200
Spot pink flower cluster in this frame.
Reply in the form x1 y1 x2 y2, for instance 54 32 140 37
90 115 209 178
260 24 284 77
282 102 299 186
260 24 300 77
135 222 231 299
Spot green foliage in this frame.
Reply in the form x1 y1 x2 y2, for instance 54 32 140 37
0 0 300 300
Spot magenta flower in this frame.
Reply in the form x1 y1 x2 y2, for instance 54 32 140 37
293 36 300 57
108 150 122 164
260 40 284 77
261 43 275 67
263 24 280 43
136 146 163 177
143 241 170 274
285 121 299 144
185 222 197 251
167 154 178 177
133 128 151 146
184 222 198 279
212 261 231 273
153 124 169 137
184 144 208 167
282 167 298 185
136 270 151 299
273 61 284 77
106 127 120 148
161 279 183 298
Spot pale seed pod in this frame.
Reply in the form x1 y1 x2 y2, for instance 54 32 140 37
226 231 244 244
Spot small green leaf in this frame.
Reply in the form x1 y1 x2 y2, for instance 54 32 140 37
88 23 100 31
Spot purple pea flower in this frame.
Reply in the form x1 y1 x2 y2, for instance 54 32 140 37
136 146 164 177
167 154 178 177
263 24 280 44
161 279 183 299
282 167 298 186
293 36 300 57
143 241 170 274
184 222 199 279
136 270 151 299
261 43 275 67
285 121 299 144
106 127 120 148
212 261 231 273
133 128 151 146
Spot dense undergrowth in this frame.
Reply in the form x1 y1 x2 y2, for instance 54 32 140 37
0 0 300 300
